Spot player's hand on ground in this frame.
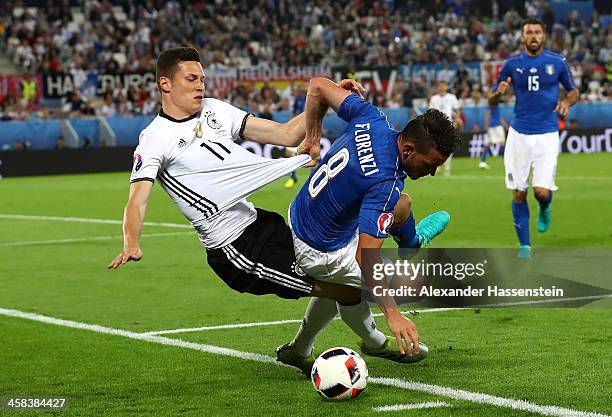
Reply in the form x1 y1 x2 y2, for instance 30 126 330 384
297 139 320 167
386 311 420 355
497 77 512 95
337 79 366 99
554 101 570 118
107 247 142 269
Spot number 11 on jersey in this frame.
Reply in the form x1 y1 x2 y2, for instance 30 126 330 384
201 140 231 160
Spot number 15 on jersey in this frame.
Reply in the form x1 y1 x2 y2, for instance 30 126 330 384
528 75 539 91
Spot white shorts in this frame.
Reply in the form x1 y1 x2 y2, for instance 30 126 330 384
291 227 364 289
487 125 505 145
504 127 559 191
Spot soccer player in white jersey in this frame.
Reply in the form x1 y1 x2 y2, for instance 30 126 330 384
489 18 578 258
428 80 461 175
107 47 373 307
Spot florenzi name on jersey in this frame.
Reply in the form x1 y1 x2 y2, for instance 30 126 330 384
354 123 379 177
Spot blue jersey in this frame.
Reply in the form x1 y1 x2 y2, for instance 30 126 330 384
290 94 406 252
498 50 575 134
293 93 306 116
489 104 501 128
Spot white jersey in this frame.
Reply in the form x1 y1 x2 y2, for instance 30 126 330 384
130 98 309 248
429 93 460 120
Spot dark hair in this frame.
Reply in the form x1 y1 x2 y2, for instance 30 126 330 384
401 109 459 157
521 18 546 33
156 47 201 90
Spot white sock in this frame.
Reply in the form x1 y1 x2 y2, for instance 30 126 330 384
337 300 387 349
291 297 338 356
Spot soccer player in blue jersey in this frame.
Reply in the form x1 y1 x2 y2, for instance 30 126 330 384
479 85 508 169
488 18 578 258
276 77 459 373
283 83 308 188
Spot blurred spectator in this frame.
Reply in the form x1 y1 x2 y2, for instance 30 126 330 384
0 0 610 120
99 95 117 117
14 140 29 151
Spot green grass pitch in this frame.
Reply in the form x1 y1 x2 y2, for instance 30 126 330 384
0 153 611 416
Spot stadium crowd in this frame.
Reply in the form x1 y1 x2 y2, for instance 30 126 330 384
0 0 611 122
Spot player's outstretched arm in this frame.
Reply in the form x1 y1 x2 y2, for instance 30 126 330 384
300 78 365 163
355 232 420 356
241 114 306 147
107 180 154 269
241 79 365 151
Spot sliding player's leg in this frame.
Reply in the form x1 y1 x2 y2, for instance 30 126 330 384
390 193 450 248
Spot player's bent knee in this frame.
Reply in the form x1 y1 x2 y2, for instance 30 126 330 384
512 190 527 204
533 187 550 202
392 193 412 227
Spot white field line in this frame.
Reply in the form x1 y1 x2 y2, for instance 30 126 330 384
142 308 462 336
0 214 191 229
373 401 450 412
470 294 612 308
370 377 610 417
0 307 609 417
0 232 193 247
144 294 612 336
142 319 306 335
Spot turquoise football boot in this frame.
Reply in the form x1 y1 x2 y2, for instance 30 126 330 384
415 211 450 247
517 244 532 259
537 206 551 233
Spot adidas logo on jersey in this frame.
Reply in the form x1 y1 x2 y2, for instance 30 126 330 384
178 139 187 148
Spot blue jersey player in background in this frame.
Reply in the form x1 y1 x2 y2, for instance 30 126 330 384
479 84 508 170
283 83 308 189
489 18 578 258
276 77 459 374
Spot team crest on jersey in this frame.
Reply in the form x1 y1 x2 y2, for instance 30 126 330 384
133 154 142 172
205 111 222 129
529 67 538 73
193 121 203 138
377 212 394 235
546 64 554 75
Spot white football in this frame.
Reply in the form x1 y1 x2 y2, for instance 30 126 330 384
311 347 368 401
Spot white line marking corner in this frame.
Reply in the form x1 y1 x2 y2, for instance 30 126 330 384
0 307 610 417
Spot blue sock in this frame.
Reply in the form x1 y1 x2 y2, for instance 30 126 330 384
538 191 553 211
512 200 530 246
481 146 490 162
390 212 420 248
290 171 297 181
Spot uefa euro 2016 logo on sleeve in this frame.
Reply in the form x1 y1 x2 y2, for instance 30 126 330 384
377 212 394 234
133 154 143 172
